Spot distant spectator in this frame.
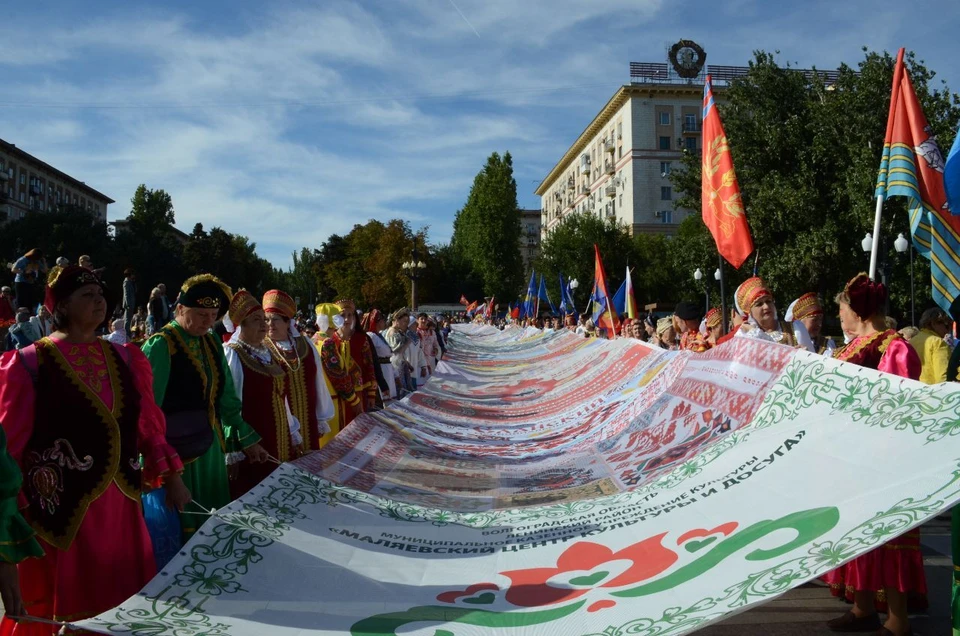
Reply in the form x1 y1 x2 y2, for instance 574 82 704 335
6 308 40 350
30 304 54 338
78 254 106 277
11 249 47 313
910 307 951 385
55 256 70 268
103 318 129 345
898 326 919 341
156 283 172 322
147 287 164 335
122 269 137 335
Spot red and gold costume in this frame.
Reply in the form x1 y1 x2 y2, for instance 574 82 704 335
731 276 799 347
824 275 926 612
224 291 297 498
679 330 711 353
263 291 334 452
334 299 377 412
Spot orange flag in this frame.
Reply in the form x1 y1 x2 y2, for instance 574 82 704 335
701 75 754 268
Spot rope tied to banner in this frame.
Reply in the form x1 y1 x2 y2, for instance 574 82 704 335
6 614 75 634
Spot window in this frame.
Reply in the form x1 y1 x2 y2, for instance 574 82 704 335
19 174 25 185
659 136 671 150
660 161 672 175
661 186 672 200
19 193 25 203
661 210 673 223
685 137 698 151
39 201 44 211
617 121 623 139
659 111 671 126
684 114 697 128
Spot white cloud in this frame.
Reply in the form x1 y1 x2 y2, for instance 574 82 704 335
0 0 956 268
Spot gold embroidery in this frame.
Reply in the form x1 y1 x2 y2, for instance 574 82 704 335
835 330 894 363
165 325 225 450
32 339 129 550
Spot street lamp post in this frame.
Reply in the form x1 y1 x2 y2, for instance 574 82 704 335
862 233 891 315
894 232 914 326
569 278 579 311
693 268 709 314
401 244 426 310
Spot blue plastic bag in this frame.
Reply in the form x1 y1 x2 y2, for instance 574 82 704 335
142 488 181 569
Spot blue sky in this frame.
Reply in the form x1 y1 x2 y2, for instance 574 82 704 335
1 0 957 268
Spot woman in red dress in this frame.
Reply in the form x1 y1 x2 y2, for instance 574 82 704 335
0 266 190 635
224 291 302 498
825 274 924 636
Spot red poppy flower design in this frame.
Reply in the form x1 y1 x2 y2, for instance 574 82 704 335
498 534 678 607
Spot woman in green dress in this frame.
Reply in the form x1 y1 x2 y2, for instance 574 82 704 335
142 275 268 542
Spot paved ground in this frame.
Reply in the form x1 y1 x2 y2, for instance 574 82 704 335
699 514 954 635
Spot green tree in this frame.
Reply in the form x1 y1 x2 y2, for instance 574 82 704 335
534 213 637 312
451 152 524 300
113 185 186 308
670 49 959 324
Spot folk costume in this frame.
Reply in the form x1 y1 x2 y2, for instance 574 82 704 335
334 299 378 411
142 275 261 541
0 266 182 633
316 303 366 442
676 301 711 353
362 310 398 402
785 293 835 356
732 276 808 347
262 290 333 453
223 291 302 499
824 274 927 614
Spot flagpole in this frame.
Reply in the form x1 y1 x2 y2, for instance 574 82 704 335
868 195 884 280
718 252 728 334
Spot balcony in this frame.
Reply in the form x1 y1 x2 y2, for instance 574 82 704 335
604 161 615 176
566 177 575 191
605 185 617 198
0 169 8 181
579 185 590 195
682 121 702 134
580 162 590 175
603 138 615 153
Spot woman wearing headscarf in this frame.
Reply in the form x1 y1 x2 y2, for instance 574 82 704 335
262 290 334 453
731 276 811 347
785 293 835 356
655 317 676 350
316 303 365 443
824 274 925 636
361 309 397 404
223 291 306 498
142 275 268 542
0 266 189 633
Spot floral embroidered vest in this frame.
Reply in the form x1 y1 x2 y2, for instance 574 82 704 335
21 338 141 550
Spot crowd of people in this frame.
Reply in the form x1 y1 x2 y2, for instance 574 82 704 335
0 254 952 636
474 274 956 636
0 257 455 634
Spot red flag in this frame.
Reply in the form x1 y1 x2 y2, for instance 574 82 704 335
876 49 960 311
459 294 469 306
511 305 520 320
590 244 620 339
484 297 495 319
465 300 479 313
701 75 754 268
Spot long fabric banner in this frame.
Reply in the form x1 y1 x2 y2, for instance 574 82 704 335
83 325 960 635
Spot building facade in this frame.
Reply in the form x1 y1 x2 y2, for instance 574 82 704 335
536 43 840 239
519 208 541 269
0 138 114 224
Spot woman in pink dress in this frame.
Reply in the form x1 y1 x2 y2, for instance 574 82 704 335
825 274 924 636
0 266 190 635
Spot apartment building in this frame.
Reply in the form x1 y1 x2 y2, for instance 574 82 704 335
536 42 841 239
0 138 114 223
519 208 541 269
